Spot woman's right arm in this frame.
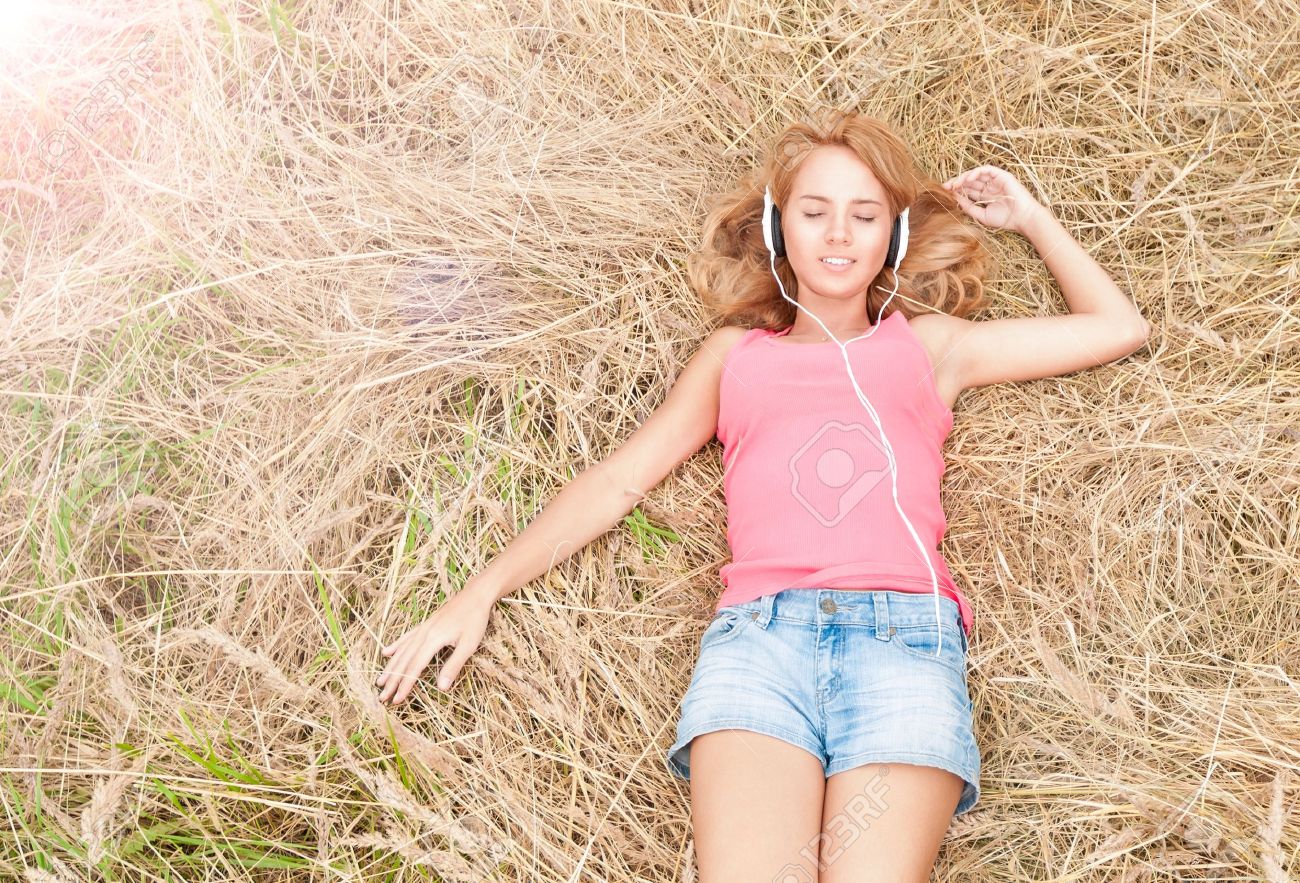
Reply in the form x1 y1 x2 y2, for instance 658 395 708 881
376 325 749 705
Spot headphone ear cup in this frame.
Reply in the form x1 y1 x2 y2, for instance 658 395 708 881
771 204 786 258
761 186 785 258
894 206 910 267
885 215 900 268
885 208 911 269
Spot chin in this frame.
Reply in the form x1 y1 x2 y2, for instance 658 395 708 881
812 276 871 296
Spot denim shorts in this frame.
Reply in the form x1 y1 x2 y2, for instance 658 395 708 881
665 588 980 816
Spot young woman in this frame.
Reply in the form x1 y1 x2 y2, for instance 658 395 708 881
375 110 1150 881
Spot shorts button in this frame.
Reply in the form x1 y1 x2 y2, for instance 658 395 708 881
820 598 836 614
888 626 897 635
750 611 758 620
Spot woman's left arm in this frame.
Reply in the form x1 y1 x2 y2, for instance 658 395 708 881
932 166 1151 393
1019 205 1150 335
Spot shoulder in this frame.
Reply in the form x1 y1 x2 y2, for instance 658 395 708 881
699 325 755 363
904 311 970 359
901 311 968 408
673 326 756 392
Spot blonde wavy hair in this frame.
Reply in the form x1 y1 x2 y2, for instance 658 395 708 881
688 109 995 330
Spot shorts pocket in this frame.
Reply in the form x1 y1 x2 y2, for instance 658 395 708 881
700 602 757 651
890 615 967 673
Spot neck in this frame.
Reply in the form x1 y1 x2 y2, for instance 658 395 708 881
783 298 889 339
782 316 882 339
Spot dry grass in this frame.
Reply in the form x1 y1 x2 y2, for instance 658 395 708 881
1 0 1297 880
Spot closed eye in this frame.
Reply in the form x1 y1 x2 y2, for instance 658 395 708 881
803 212 874 222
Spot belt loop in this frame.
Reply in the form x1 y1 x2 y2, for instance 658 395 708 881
753 591 776 630
873 591 891 640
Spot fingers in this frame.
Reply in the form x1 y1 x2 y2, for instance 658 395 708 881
378 640 430 705
382 653 423 705
376 657 396 689
378 669 410 705
376 643 476 704
377 625 417 685
944 165 1004 193
952 190 982 219
434 640 476 692
375 600 490 705
377 645 405 700
377 638 403 683
377 630 465 705
943 174 981 199
388 668 420 705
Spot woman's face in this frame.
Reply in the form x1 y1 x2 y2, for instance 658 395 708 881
783 145 893 304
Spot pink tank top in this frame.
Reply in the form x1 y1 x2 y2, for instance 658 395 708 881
715 308 972 637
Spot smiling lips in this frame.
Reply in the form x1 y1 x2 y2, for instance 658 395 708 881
821 257 856 272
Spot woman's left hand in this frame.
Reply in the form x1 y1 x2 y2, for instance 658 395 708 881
942 165 1045 235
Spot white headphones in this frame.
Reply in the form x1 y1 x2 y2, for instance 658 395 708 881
761 185 948 657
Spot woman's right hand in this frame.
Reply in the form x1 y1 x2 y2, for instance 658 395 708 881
942 164 1045 235
376 584 497 706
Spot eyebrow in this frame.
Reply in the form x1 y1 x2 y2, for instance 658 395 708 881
798 195 882 206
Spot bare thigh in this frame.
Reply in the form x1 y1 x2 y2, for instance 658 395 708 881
818 762 962 883
689 729 826 882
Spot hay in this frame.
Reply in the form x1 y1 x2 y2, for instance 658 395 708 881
1 0 1297 879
